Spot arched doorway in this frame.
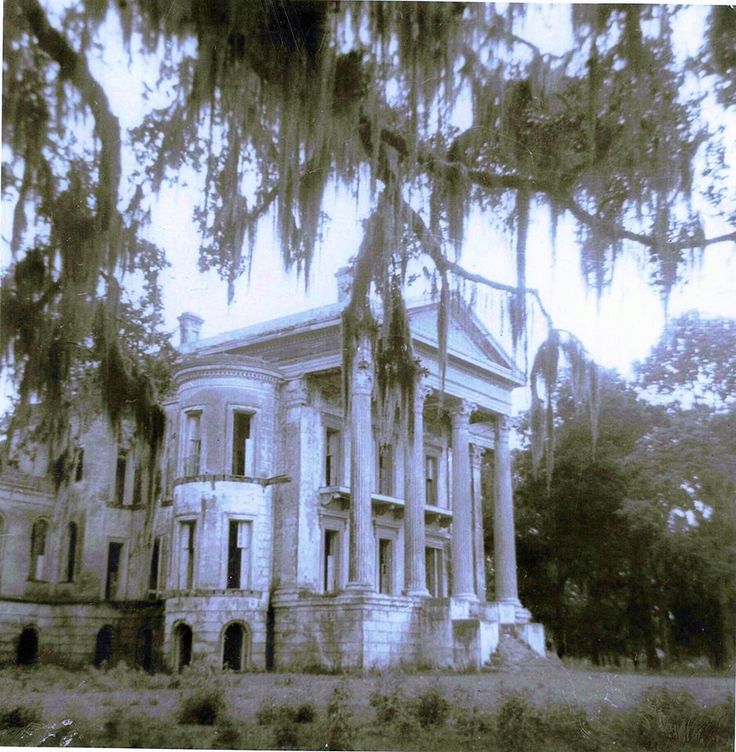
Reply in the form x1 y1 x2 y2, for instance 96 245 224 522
222 622 247 671
16 627 39 666
94 625 114 667
136 628 154 673
174 623 192 672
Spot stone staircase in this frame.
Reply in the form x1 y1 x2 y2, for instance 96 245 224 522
484 628 562 671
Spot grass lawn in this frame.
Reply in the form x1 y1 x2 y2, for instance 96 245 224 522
0 664 733 750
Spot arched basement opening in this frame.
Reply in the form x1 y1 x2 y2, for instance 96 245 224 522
94 625 114 667
222 622 248 671
16 626 39 666
174 623 192 672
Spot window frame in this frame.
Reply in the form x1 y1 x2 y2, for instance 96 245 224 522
29 517 50 582
226 405 257 477
104 539 126 600
176 518 198 591
319 512 348 594
323 424 342 487
224 516 255 590
424 542 447 598
64 521 79 583
180 407 205 477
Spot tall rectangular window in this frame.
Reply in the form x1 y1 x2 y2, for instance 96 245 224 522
178 521 196 590
425 455 438 506
231 412 252 476
74 448 84 482
378 538 393 594
148 537 161 596
184 411 202 475
132 465 143 505
227 520 252 589
425 546 444 597
378 444 394 496
323 529 339 593
105 542 124 600
115 452 127 503
325 428 340 486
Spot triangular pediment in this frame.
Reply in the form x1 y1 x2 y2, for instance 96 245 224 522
408 301 521 382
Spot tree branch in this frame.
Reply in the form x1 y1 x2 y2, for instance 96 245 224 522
20 0 121 258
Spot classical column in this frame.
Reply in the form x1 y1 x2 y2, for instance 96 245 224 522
347 335 374 590
274 378 309 595
471 444 487 601
404 377 432 597
493 415 520 605
450 400 477 599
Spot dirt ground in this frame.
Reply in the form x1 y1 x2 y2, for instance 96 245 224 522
3 666 733 725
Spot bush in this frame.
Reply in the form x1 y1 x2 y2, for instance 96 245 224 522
634 687 735 749
255 698 278 726
539 704 597 751
324 685 354 751
272 715 299 749
1 705 42 729
177 686 225 725
495 693 542 752
413 686 450 728
369 686 406 725
211 718 241 749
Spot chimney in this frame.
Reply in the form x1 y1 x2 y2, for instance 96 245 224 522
335 266 352 303
178 312 204 346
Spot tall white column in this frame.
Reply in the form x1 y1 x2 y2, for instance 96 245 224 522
471 443 487 601
450 400 477 600
493 415 520 605
404 378 431 596
347 335 374 590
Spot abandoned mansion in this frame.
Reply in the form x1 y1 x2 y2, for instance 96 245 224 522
0 276 545 671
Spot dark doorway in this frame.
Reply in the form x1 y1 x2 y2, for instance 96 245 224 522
136 628 154 672
174 623 192 672
16 627 39 666
222 623 246 671
94 625 114 667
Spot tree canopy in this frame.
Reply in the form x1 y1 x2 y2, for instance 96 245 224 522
2 2 735 471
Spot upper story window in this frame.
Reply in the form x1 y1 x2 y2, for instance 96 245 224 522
115 452 127 503
148 536 161 597
184 411 202 476
231 412 252 476
74 448 84 482
178 520 196 590
324 428 341 486
105 541 124 599
378 444 394 496
425 455 438 506
226 520 252 589
29 518 49 581
65 521 78 583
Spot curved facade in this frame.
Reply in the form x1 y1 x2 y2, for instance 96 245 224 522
0 296 545 671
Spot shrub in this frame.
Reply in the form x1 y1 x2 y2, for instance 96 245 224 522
177 686 225 725
1 704 42 729
212 718 241 749
293 702 317 724
453 704 493 737
256 698 278 726
272 714 299 749
635 687 735 749
369 685 406 725
413 686 450 728
539 704 597 751
324 685 354 751
495 693 542 752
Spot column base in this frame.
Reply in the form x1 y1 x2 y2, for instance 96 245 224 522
405 587 430 598
344 582 373 593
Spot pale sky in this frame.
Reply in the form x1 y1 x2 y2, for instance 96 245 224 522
2 3 735 415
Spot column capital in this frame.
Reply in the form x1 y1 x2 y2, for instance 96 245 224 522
471 443 485 467
495 414 511 440
283 378 309 408
414 382 433 410
450 400 477 426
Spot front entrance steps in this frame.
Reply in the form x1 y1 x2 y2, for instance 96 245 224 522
484 626 562 671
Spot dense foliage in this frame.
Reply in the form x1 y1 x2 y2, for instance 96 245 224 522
2 2 734 474
513 317 736 668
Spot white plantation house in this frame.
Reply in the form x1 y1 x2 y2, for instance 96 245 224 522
0 274 544 671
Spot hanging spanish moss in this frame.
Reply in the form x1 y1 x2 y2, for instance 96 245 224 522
530 329 600 489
